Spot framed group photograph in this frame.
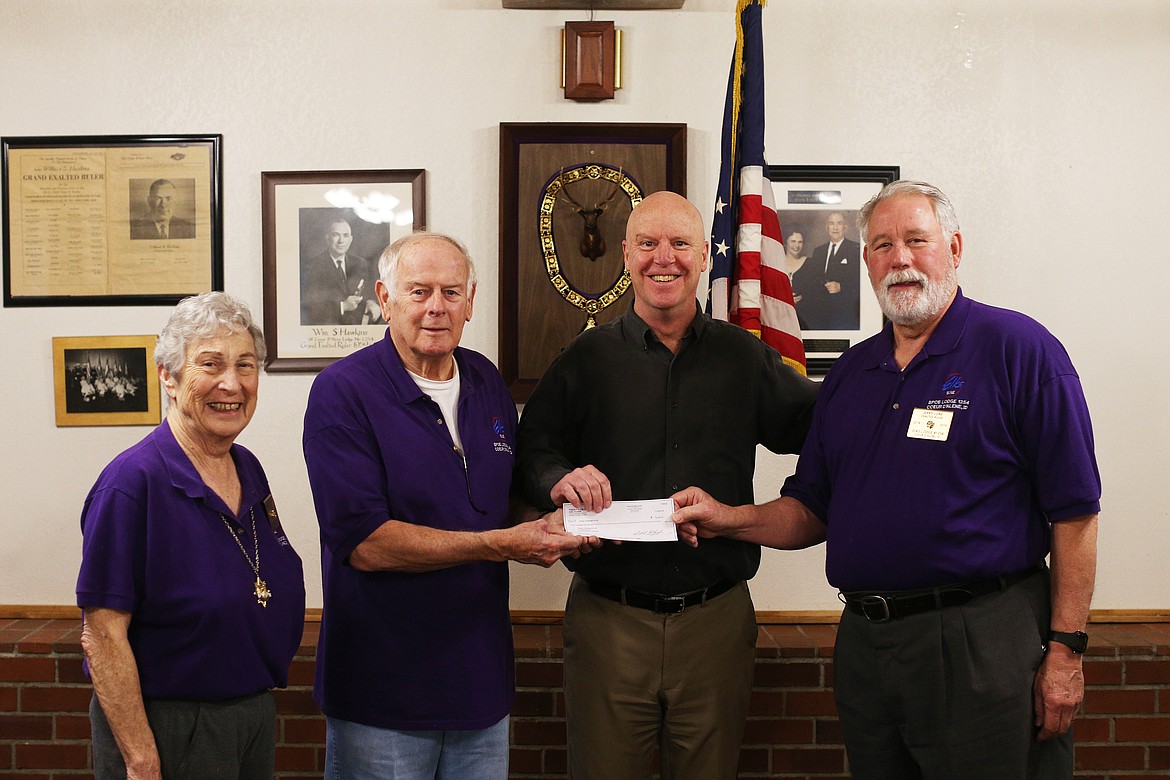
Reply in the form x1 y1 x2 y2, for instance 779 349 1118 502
768 165 900 374
3 134 223 307
499 122 686 402
261 169 426 372
53 335 161 427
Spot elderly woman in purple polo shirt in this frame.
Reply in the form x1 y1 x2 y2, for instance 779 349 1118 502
77 292 305 780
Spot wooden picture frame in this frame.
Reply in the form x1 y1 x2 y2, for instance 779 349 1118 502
53 335 161 426
768 165 900 374
3 134 223 307
499 122 686 402
261 169 426 373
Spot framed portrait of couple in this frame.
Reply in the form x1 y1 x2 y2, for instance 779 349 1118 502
768 165 900 375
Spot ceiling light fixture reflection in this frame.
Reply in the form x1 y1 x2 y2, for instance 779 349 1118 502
324 187 405 225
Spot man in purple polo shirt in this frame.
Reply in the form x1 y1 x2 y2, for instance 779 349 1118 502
674 180 1100 780
303 232 593 779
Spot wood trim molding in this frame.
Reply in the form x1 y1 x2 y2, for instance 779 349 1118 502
7 606 1167 624
1 605 82 619
0 605 326 622
504 1 684 8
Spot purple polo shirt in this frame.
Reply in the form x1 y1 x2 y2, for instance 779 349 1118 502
303 333 517 731
76 419 306 700
782 289 1101 592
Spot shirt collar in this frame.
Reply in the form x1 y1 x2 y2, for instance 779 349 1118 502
621 300 707 349
860 286 972 369
152 418 264 519
154 418 205 498
921 286 971 357
375 329 475 404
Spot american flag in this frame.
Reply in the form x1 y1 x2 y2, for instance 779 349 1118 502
707 0 806 374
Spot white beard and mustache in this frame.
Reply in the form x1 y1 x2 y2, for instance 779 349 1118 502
873 265 957 326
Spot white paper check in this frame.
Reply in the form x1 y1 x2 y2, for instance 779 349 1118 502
562 498 678 542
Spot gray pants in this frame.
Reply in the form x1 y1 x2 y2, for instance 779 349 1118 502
833 568 1073 780
90 691 275 780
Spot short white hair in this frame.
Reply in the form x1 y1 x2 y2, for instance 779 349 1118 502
154 292 263 410
858 180 960 244
377 232 477 292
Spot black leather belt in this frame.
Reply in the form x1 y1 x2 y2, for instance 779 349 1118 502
841 565 1042 623
588 579 738 614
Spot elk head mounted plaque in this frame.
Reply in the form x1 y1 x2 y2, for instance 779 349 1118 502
538 163 643 329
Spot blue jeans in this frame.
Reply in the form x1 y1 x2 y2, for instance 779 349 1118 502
325 715 509 780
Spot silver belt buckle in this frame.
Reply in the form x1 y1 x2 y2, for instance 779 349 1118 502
859 595 893 622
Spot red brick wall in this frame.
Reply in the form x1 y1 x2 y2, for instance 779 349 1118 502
1 618 1167 779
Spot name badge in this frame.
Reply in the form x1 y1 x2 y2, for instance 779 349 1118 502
907 408 953 441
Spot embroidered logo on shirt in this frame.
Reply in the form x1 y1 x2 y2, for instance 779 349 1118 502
926 373 970 411
941 373 966 395
492 416 514 455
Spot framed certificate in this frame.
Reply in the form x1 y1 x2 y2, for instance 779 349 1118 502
2 134 222 307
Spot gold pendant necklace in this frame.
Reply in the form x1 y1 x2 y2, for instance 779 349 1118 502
219 507 271 607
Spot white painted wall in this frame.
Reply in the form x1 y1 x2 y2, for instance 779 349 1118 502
2 0 1166 612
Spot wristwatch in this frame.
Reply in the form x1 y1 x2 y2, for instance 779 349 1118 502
1048 630 1089 654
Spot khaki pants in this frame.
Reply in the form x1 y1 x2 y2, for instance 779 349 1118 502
563 575 757 780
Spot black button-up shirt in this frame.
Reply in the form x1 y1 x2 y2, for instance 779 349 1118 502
516 305 818 594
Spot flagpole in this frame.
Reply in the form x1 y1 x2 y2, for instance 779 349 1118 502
708 0 807 374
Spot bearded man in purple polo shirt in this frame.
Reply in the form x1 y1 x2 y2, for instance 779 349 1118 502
674 180 1100 780
303 232 596 779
